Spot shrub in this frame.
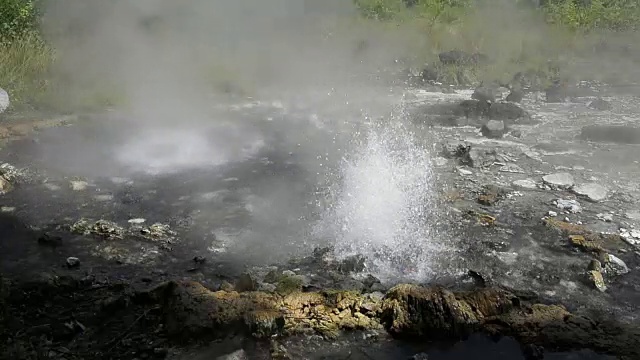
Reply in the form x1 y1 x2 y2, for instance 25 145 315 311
0 0 42 43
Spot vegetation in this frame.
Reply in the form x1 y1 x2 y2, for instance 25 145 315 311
0 0 639 112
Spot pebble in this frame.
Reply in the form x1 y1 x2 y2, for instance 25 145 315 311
512 179 537 189
458 168 473 176
596 213 613 222
66 257 80 268
572 183 608 202
542 172 575 188
555 199 582 213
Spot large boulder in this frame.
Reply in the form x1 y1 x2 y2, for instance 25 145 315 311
0 87 9 114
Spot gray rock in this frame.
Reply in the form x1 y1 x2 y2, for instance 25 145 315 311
505 87 524 103
555 199 582 213
572 183 608 202
542 172 575 188
626 211 640 221
0 87 9 114
545 81 568 103
216 350 248 360
588 98 612 111
66 257 80 268
472 84 500 102
481 120 506 139
605 254 629 276
579 125 640 145
512 179 537 189
235 273 258 292
596 213 613 222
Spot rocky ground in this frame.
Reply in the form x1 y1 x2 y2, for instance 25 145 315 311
1 57 640 359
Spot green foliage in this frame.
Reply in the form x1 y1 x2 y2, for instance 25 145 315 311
543 0 640 31
353 0 472 23
0 0 41 43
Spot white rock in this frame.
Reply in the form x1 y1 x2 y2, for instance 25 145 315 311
0 87 9 114
596 213 613 222
572 183 608 202
548 211 558 217
499 164 525 173
542 172 575 188
70 180 88 191
512 179 537 189
606 254 629 275
1 206 15 213
555 199 582 213
128 218 146 224
632 230 640 239
458 168 473 175
66 257 80 268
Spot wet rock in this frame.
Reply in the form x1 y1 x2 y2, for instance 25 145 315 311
521 344 544 360
0 176 11 194
542 173 574 189
505 87 524 103
555 199 582 214
511 70 548 92
236 273 258 292
596 213 613 222
420 65 439 82
605 254 629 276
481 120 507 139
468 148 497 168
579 125 640 145
499 163 524 173
587 270 607 292
587 259 602 272
337 255 366 273
472 83 500 103
588 98 612 110
569 235 602 253
545 81 568 103
216 349 248 360
477 184 508 206
66 257 80 268
512 179 538 190
0 87 8 113
626 211 640 221
441 140 471 159
71 219 125 240
38 233 63 247
572 183 608 202
487 102 531 124
409 353 429 360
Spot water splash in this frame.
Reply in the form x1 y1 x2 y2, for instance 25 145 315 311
314 104 449 283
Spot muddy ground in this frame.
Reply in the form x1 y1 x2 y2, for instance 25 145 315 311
1 75 640 359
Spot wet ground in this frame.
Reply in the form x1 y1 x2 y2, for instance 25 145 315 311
1 82 639 359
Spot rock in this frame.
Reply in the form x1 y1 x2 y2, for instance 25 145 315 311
487 102 531 124
69 180 88 191
409 353 429 360
472 84 500 103
588 98 612 110
587 259 602 272
548 211 558 217
505 87 524 103
499 164 524 173
626 211 640 221
605 254 629 276
477 184 508 206
441 140 470 159
596 213 613 222
572 183 608 202
337 255 366 273
521 344 544 360
481 120 506 139
0 176 12 194
128 218 146 224
66 257 80 268
468 148 496 168
512 179 537 190
71 219 125 239
458 168 473 176
0 87 9 113
545 81 568 103
587 270 607 292
579 125 640 145
555 199 582 213
511 69 548 92
542 173 574 189
236 273 258 292
421 65 439 82
38 233 63 247
216 349 248 360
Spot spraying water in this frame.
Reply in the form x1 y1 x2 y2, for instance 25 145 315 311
315 102 450 283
